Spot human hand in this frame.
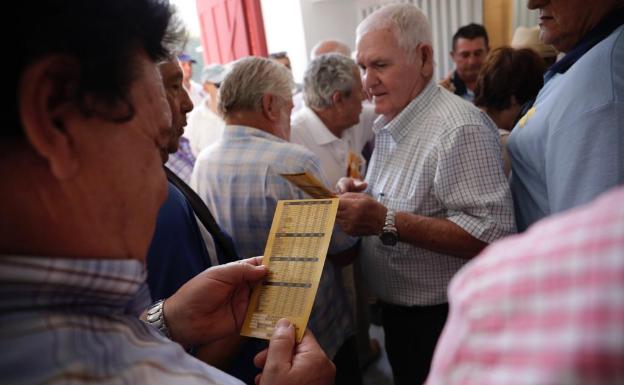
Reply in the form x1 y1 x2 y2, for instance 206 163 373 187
254 319 335 385
335 177 368 194
164 256 267 349
336 192 387 236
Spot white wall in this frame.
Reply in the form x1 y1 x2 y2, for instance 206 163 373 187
260 0 360 83
260 0 308 82
299 0 360 59
261 0 484 83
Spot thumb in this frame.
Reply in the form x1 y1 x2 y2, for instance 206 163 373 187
211 260 267 285
352 179 368 192
263 318 296 374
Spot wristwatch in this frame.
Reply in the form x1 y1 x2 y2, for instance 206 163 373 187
379 209 399 246
145 299 171 338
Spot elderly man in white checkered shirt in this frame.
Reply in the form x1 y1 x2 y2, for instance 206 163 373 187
335 4 516 385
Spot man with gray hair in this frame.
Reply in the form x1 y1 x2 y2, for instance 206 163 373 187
335 4 515 384
291 53 378 373
291 53 373 187
191 56 360 385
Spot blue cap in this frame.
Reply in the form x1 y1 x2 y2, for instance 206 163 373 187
177 53 197 63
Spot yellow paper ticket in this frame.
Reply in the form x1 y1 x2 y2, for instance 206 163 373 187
240 198 339 342
280 171 336 199
347 151 364 180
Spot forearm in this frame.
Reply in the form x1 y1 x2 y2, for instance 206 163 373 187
395 212 487 259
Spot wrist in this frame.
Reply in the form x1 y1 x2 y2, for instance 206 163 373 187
161 296 194 350
379 207 399 246
145 299 171 338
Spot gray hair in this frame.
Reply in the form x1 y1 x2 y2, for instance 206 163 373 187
303 53 359 110
356 4 432 56
218 56 294 118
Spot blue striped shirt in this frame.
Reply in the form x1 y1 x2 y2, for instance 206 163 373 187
191 125 355 358
0 256 243 385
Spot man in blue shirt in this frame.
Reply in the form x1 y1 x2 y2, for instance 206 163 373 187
508 0 624 231
193 56 361 385
148 58 238 300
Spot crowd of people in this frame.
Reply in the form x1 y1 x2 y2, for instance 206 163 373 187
2 0 623 384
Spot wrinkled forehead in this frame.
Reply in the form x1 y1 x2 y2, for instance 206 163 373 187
356 28 402 64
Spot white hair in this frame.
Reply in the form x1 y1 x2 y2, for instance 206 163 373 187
356 4 432 55
218 56 294 118
303 53 359 110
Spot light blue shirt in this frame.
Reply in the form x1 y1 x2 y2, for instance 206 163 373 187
509 25 624 231
0 256 243 385
191 125 355 359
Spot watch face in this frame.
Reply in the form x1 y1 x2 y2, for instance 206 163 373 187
380 231 398 246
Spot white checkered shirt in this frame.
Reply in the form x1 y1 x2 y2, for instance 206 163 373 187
427 186 624 385
191 125 355 358
361 80 516 306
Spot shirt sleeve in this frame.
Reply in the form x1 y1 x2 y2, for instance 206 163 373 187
434 124 516 243
546 102 624 214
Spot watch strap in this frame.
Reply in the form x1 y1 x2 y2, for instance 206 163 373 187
146 299 171 338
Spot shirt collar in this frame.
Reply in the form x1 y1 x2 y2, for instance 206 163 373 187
301 107 341 146
223 124 288 144
451 70 468 96
0 256 147 315
545 9 624 82
374 79 438 143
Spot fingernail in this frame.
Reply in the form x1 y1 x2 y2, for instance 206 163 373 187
276 318 291 329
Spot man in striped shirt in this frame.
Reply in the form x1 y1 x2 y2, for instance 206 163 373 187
0 1 334 384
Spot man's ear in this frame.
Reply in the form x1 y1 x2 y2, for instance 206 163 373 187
420 44 435 79
331 91 344 109
19 55 80 180
261 94 278 122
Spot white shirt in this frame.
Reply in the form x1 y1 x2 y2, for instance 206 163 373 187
184 102 226 157
362 80 515 306
186 80 206 109
290 105 376 188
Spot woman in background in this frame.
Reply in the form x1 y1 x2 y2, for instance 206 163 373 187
474 47 545 176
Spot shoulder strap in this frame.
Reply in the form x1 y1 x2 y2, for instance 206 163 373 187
164 167 239 263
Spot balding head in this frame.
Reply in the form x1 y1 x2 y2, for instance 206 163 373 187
311 39 351 59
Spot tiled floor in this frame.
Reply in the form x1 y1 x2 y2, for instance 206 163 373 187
362 325 394 385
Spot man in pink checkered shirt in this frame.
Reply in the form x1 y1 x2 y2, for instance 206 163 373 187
427 185 624 384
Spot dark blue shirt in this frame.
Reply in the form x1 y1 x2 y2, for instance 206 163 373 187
147 182 212 299
146 181 260 384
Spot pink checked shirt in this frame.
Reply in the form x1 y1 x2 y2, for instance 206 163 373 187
427 186 624 385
